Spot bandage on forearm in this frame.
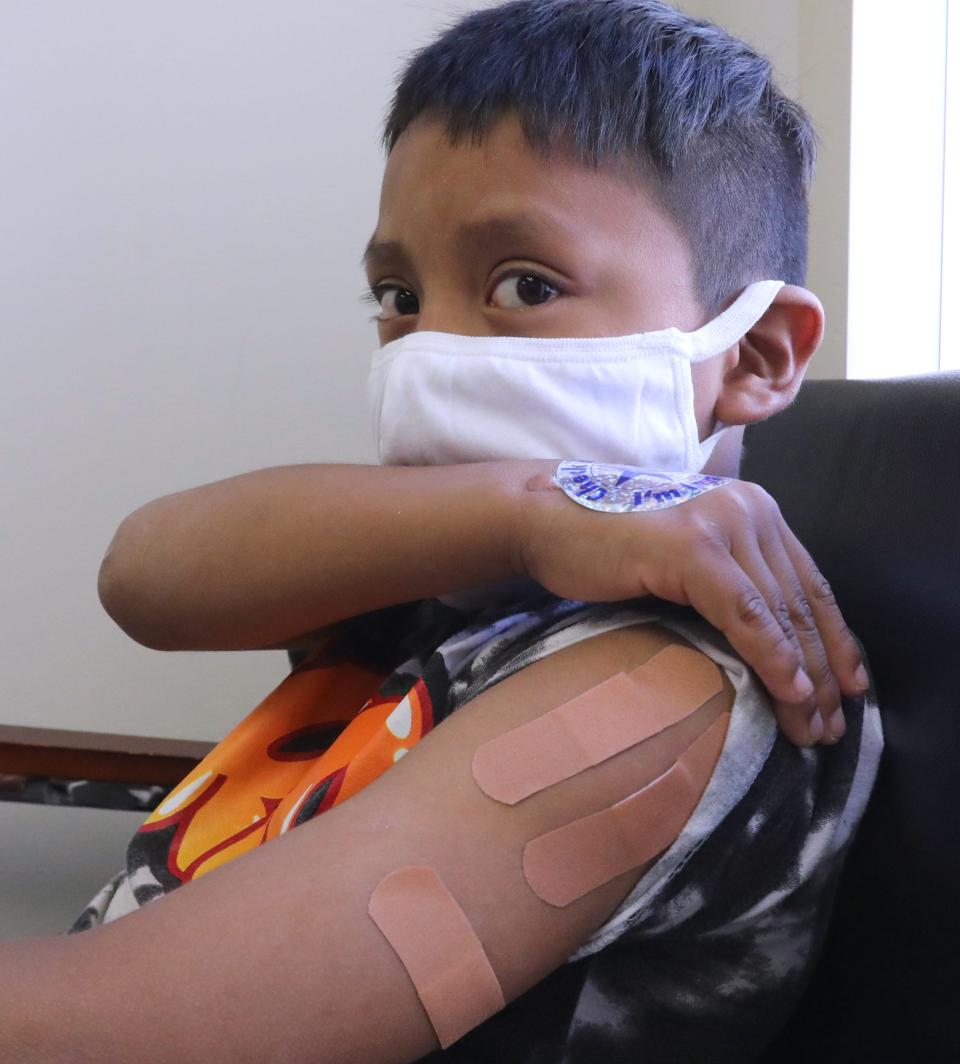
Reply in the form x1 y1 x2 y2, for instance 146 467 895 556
472 644 723 805
368 866 505 1049
522 710 730 906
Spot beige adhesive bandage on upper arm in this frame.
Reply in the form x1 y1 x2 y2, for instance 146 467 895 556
368 866 506 1049
472 644 723 805
521 710 730 906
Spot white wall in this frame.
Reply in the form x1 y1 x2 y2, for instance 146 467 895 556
0 0 485 939
0 0 853 939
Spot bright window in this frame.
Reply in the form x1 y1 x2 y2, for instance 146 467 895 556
941 2 959 370
847 0 956 378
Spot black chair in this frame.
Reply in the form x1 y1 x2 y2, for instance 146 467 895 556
744 374 960 1064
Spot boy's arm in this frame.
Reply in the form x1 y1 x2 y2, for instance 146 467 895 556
99 460 867 748
98 461 541 653
0 625 729 1064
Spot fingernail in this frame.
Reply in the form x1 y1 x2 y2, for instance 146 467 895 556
854 664 870 691
828 707 846 740
793 667 815 700
808 711 824 743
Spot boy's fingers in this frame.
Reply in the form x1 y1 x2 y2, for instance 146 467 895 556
778 524 868 699
727 533 826 747
682 544 815 717
747 529 844 744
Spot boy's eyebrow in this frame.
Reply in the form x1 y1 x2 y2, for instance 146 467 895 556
362 211 574 273
361 236 414 275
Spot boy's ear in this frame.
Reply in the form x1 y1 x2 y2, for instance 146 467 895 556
714 284 825 426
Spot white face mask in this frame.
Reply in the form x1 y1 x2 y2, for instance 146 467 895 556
367 279 784 473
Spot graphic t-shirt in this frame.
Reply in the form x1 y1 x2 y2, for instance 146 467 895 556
68 590 883 1063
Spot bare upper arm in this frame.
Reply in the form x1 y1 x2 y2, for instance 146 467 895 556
60 623 733 1064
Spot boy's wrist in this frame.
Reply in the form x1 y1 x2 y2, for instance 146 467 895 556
498 459 565 582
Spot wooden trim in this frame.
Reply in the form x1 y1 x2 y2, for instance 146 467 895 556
0 724 214 787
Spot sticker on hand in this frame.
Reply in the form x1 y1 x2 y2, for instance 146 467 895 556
554 461 730 513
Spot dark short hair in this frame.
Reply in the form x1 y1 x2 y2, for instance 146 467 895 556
383 0 815 311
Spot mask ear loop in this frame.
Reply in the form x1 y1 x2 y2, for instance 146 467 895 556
680 280 785 363
697 420 737 471
678 280 785 469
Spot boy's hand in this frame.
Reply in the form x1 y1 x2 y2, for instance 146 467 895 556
514 474 869 749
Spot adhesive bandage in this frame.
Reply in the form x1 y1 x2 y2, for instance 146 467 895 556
368 866 506 1048
522 710 730 906
472 644 723 805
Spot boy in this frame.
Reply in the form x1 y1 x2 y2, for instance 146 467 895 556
2 3 881 1063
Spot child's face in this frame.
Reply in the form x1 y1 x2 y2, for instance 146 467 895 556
365 113 730 440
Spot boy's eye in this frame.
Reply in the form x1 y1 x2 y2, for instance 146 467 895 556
375 286 420 320
489 273 559 310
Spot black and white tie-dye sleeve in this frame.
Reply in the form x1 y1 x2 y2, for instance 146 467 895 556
542 613 881 1063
